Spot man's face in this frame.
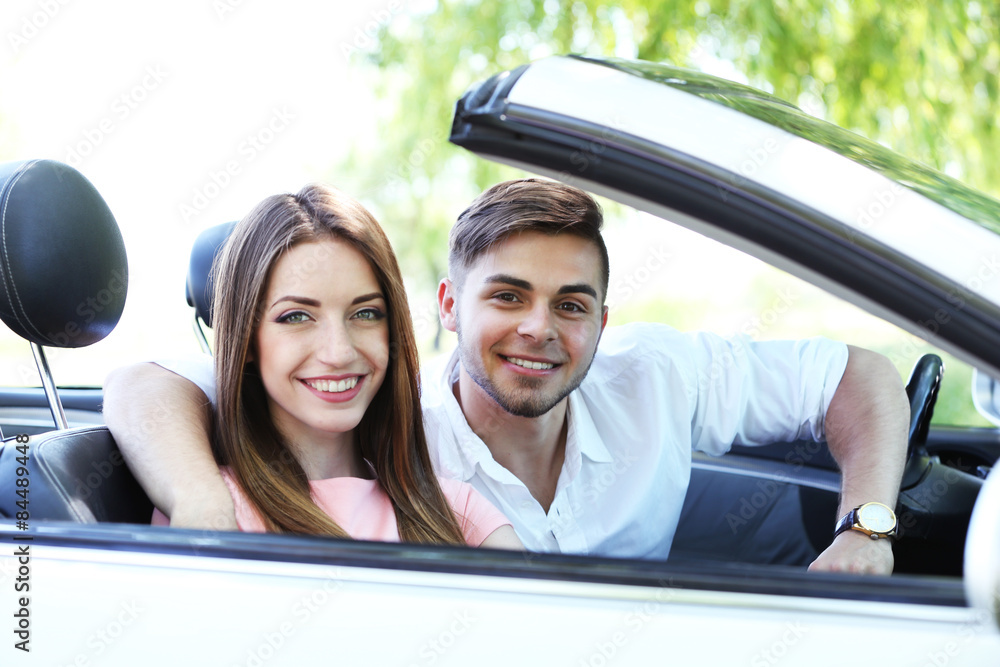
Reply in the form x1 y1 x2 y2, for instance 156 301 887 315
439 231 608 418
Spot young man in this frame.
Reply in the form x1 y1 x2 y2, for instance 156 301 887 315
104 179 908 574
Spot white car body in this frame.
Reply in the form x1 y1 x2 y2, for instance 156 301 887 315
2 55 1000 665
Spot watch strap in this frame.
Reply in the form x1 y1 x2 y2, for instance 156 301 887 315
833 507 857 537
833 503 898 540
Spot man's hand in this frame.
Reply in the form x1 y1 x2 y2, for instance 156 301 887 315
808 530 894 575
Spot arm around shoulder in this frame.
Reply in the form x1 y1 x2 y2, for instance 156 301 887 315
103 362 237 530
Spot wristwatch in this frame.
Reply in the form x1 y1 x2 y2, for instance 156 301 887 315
833 502 898 540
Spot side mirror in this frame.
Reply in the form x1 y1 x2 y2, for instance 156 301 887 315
972 368 1000 427
965 463 1000 633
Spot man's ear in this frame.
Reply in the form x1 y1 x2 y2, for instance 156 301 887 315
438 278 458 333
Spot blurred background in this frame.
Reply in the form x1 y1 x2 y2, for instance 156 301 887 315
1 0 997 425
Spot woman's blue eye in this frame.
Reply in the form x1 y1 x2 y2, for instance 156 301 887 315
277 311 309 324
354 308 385 321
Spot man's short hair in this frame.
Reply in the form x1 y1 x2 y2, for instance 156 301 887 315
448 179 610 301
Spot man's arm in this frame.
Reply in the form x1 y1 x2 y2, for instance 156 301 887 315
103 363 238 530
808 345 909 575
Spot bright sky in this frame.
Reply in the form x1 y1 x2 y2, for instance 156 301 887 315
0 0 404 385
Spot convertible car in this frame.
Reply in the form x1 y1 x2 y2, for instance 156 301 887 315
1 55 998 665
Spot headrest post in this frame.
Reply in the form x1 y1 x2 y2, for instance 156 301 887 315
30 343 68 430
192 315 212 356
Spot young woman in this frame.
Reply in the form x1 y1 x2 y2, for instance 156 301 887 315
156 184 520 548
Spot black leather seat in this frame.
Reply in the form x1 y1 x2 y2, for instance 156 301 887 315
0 159 151 523
0 426 152 522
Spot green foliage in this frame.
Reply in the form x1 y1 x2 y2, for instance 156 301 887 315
348 0 999 271
338 0 1000 424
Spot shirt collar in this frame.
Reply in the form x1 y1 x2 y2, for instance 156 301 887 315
566 388 614 464
435 350 495 480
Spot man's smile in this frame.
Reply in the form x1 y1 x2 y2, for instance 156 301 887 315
499 355 560 371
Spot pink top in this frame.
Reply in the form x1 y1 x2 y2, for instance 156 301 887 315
153 470 510 546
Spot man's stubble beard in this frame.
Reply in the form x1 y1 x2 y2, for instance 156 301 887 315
454 318 596 419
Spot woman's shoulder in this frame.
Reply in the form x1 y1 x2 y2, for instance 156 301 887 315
435 477 477 508
435 477 511 546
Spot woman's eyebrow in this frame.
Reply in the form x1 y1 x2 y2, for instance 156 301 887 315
268 292 385 309
269 296 320 309
351 292 384 305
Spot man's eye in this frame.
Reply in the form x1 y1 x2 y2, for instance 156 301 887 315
277 311 309 324
494 293 519 303
558 302 584 313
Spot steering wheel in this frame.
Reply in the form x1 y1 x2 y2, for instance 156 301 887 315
901 354 943 488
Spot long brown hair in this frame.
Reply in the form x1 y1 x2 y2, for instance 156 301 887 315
212 184 465 544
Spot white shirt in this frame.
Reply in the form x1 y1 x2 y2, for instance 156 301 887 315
158 322 847 559
420 323 847 558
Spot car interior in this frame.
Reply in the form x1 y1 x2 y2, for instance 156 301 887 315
0 158 991 584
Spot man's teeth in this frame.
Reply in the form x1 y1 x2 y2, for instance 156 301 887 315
306 377 359 393
506 356 554 370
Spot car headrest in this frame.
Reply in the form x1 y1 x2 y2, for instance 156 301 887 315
185 221 236 329
0 159 127 348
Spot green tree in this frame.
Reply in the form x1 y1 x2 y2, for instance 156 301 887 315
342 0 998 278
333 1 1000 425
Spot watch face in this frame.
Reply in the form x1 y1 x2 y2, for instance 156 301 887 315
857 503 896 533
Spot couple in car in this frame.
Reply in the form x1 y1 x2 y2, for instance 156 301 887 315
104 178 909 575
